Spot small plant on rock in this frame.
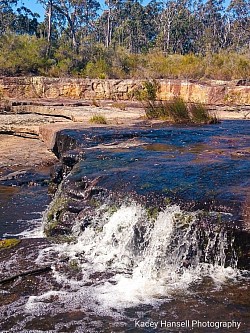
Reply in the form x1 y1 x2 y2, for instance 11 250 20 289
0 238 21 250
189 103 218 124
89 114 107 124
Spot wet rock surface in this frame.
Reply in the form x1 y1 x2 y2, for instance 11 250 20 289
43 121 250 269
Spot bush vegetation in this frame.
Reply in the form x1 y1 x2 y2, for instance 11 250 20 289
135 80 219 124
0 33 249 81
0 1 249 80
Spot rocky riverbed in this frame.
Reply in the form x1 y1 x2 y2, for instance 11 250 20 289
0 90 249 332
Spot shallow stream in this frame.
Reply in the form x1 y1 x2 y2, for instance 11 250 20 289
0 120 249 332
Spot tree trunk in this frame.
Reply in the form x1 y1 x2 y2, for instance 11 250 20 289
46 0 53 56
106 1 112 48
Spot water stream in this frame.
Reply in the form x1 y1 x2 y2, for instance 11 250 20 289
0 120 249 332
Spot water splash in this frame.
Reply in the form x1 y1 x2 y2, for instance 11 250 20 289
26 202 240 315
3 216 44 239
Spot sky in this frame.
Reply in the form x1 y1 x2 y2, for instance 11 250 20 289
19 0 231 21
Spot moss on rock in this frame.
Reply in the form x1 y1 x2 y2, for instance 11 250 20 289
0 238 21 250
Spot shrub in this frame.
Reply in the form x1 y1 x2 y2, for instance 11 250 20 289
84 59 110 79
189 103 219 124
134 80 190 121
189 103 211 123
89 114 107 124
135 80 219 123
0 34 47 75
204 52 250 80
165 98 190 123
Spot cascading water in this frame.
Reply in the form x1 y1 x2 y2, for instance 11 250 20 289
25 201 239 318
1 121 249 332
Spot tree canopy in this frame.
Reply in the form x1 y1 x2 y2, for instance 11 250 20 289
0 0 249 78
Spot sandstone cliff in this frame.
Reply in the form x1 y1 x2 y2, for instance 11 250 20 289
0 77 249 105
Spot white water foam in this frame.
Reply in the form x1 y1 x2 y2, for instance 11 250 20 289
26 202 240 315
3 216 44 239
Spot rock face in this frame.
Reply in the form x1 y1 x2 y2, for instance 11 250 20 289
0 77 250 105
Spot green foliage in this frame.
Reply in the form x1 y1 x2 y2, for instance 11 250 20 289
0 0 249 80
132 52 250 80
44 195 68 236
0 31 248 80
146 207 160 221
89 114 107 124
189 103 217 124
84 59 110 79
106 205 119 216
174 212 193 227
69 259 81 271
189 103 210 123
134 80 158 102
165 98 190 123
0 34 47 75
3 0 249 57
204 52 250 80
136 80 219 124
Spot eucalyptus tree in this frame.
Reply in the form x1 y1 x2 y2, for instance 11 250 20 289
155 0 195 54
197 0 226 52
14 7 40 35
97 0 148 52
38 0 100 52
114 0 150 53
0 0 18 33
104 0 124 48
0 1 40 35
156 0 177 52
228 0 250 49
38 0 53 54
144 0 163 48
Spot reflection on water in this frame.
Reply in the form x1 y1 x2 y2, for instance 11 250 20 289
0 185 20 199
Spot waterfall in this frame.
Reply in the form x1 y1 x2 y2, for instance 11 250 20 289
27 202 239 315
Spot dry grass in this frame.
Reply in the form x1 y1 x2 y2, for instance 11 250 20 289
89 114 108 124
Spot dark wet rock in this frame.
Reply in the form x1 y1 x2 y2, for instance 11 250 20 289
0 169 50 187
0 238 53 281
49 149 86 194
43 166 250 270
53 131 80 158
234 230 250 270
49 163 63 188
44 175 105 237
62 150 85 169
236 79 250 86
